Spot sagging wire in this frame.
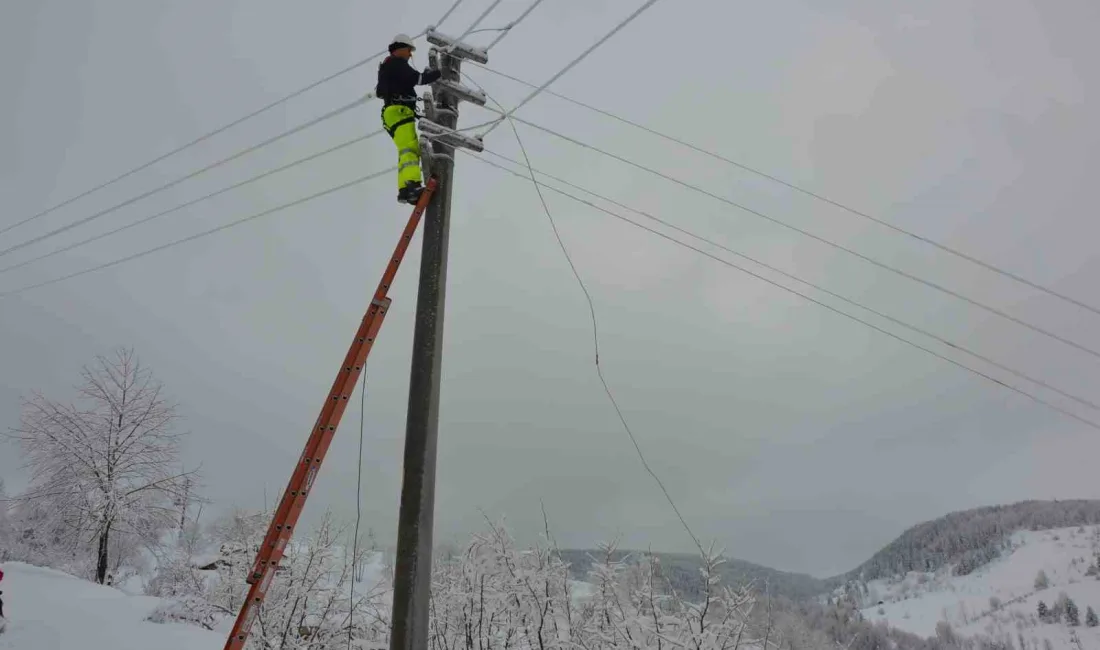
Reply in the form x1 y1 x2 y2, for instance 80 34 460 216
461 69 707 556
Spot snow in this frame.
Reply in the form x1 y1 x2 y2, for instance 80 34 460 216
0 562 220 650
856 526 1100 648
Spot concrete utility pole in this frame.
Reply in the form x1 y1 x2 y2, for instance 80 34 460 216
389 29 487 650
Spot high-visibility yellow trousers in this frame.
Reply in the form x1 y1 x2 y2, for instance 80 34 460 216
382 105 423 189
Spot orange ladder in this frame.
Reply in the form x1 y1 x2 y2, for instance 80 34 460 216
223 179 438 650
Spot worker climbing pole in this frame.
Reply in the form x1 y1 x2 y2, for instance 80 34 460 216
377 33 441 205
221 27 487 650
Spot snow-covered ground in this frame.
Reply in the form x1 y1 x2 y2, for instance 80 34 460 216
857 526 1100 648
0 562 221 650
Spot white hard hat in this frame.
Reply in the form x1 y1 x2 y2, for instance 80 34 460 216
389 33 416 51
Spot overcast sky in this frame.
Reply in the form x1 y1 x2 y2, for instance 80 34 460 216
2 0 1098 578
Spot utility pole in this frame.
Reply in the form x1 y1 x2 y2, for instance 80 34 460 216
389 29 487 650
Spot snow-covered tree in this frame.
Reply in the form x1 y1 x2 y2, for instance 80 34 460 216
581 539 760 650
202 507 272 616
6 348 196 583
1065 597 1080 626
1086 606 1098 628
166 507 388 649
247 512 387 650
1034 570 1050 590
429 517 578 650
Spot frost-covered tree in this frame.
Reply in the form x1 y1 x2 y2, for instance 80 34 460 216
1034 570 1050 590
159 507 388 648
247 512 386 650
430 517 577 650
1065 597 1080 626
201 507 272 616
6 348 195 583
427 519 766 650
582 540 760 650
1086 606 1098 627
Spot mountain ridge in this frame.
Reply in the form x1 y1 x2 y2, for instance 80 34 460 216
558 499 1100 602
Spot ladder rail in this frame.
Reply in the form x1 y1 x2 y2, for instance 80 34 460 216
246 178 435 583
224 179 438 650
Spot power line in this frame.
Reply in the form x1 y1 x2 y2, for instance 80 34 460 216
0 98 371 259
483 111 1100 362
475 75 706 555
0 0 538 279
466 151 1100 433
457 0 505 39
1 0 466 239
475 147 1100 414
0 131 389 276
0 166 396 298
486 0 550 49
433 0 466 27
435 0 547 58
480 0 666 138
470 63 1100 318
1 112 490 274
0 119 469 294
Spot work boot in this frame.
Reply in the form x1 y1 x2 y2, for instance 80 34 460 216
397 180 424 204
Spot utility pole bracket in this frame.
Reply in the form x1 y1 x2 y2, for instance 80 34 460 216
419 119 484 153
426 29 489 64
434 78 487 107
420 90 437 122
419 136 434 179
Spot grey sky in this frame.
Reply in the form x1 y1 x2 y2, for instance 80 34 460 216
2 0 1098 578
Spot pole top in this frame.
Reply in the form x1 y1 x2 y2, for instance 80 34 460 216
425 29 489 64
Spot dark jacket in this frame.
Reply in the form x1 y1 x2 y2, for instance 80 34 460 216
376 56 442 110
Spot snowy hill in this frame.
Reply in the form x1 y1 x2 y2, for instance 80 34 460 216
848 500 1100 583
0 562 220 650
855 526 1100 649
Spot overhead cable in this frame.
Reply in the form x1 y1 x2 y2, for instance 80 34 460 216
476 146 1100 414
0 131 389 275
0 98 371 258
485 0 550 49
474 76 705 555
485 111 1100 362
480 0 665 138
0 166 396 298
0 0 465 238
470 62 1100 318
467 151 1100 433
456 0 505 40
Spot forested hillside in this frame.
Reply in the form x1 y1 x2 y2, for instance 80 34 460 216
557 548 832 601
847 500 1100 582
560 501 1100 604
